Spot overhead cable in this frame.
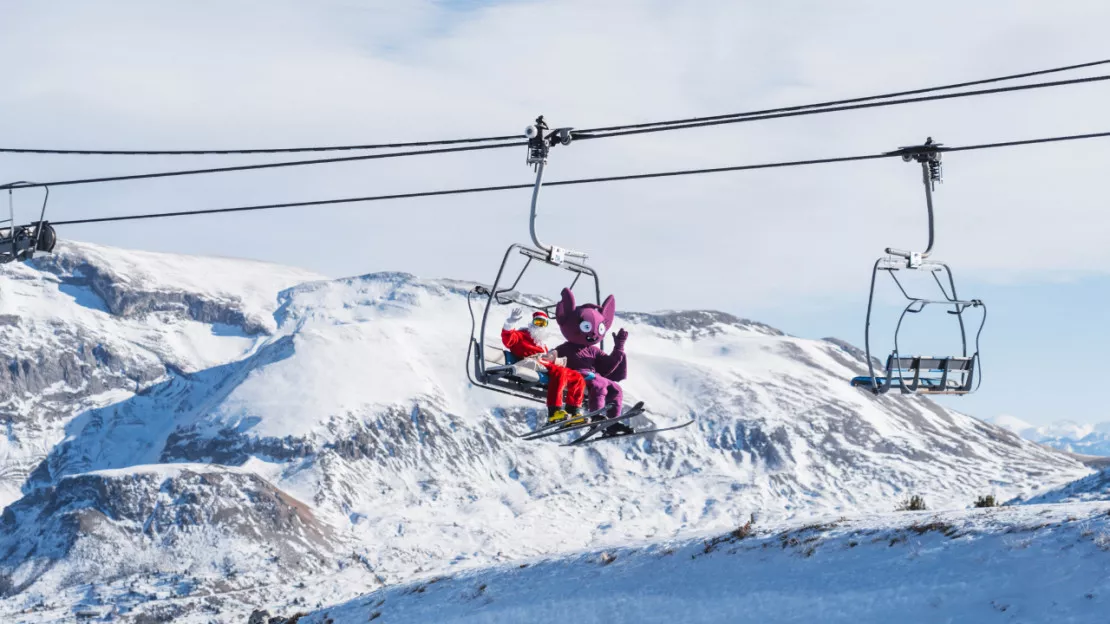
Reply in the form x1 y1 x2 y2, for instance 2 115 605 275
49 129 1110 227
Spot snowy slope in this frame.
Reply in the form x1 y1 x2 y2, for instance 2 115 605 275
0 242 1092 622
1022 468 1110 505
299 503 1110 624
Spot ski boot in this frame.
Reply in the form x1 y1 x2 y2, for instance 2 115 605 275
602 422 635 438
591 404 622 425
547 405 569 425
563 405 587 426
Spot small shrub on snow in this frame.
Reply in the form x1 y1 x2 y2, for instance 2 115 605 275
974 495 999 508
896 495 927 511
701 516 755 555
731 518 754 540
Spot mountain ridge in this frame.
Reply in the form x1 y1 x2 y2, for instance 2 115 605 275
0 241 1091 622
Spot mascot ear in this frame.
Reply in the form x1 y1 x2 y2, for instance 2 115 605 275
556 288 577 322
601 294 616 326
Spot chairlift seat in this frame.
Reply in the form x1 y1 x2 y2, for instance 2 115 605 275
482 347 599 390
850 355 975 395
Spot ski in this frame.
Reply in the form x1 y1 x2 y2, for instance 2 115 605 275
563 419 695 447
522 401 646 442
515 402 617 439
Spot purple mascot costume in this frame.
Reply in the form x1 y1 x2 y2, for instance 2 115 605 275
553 288 628 418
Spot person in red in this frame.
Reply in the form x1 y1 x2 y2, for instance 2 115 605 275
502 308 587 425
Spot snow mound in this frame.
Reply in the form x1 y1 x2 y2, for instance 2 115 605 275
1022 468 1110 505
300 503 1110 624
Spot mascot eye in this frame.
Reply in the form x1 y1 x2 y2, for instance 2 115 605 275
579 321 593 333
598 322 607 335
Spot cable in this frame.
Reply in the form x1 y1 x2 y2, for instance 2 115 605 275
579 58 1110 133
0 141 525 191
50 182 534 225
0 134 523 156
9 73 1109 193
575 74 1110 140
49 129 1110 227
4 57 1107 156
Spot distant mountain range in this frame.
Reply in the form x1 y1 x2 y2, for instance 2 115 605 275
987 414 1110 457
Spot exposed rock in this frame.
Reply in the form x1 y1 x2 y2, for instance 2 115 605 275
0 465 335 597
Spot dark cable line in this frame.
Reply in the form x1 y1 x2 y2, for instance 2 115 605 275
50 182 535 225
579 58 1110 133
4 58 1108 156
0 141 525 191
49 130 1110 227
8 73 1110 192
0 134 523 156
574 74 1110 140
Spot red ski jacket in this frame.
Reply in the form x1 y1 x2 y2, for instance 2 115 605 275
501 328 547 359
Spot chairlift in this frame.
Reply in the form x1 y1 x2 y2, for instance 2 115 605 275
849 139 987 396
0 183 56 264
465 116 601 403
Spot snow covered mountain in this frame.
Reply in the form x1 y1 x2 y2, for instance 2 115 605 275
0 242 1092 622
987 415 1110 457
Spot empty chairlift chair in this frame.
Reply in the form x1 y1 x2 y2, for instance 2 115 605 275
849 139 987 396
1 184 56 264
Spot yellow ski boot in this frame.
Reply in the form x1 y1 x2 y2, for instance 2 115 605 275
564 406 587 426
547 407 570 425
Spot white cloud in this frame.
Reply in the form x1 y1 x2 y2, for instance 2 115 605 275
2 0 1110 313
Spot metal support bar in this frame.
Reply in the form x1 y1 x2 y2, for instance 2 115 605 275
528 156 586 264
6 189 12 237
885 138 942 265
524 116 586 265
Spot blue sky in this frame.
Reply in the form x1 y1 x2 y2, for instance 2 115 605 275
2 0 1110 426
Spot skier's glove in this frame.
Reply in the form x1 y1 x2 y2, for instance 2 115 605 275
504 307 524 329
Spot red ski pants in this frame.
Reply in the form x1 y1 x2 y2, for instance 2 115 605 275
545 364 586 408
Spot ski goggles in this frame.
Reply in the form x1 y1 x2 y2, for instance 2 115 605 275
532 317 549 327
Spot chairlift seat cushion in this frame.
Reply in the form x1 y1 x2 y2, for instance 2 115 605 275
850 375 970 395
486 361 547 386
851 375 948 388
490 349 596 387
504 350 595 379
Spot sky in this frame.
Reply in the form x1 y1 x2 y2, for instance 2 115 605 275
1 0 1109 427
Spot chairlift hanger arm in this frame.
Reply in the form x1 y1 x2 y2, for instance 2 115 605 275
884 138 943 265
525 116 585 264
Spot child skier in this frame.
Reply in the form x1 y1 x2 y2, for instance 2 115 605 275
502 308 588 425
